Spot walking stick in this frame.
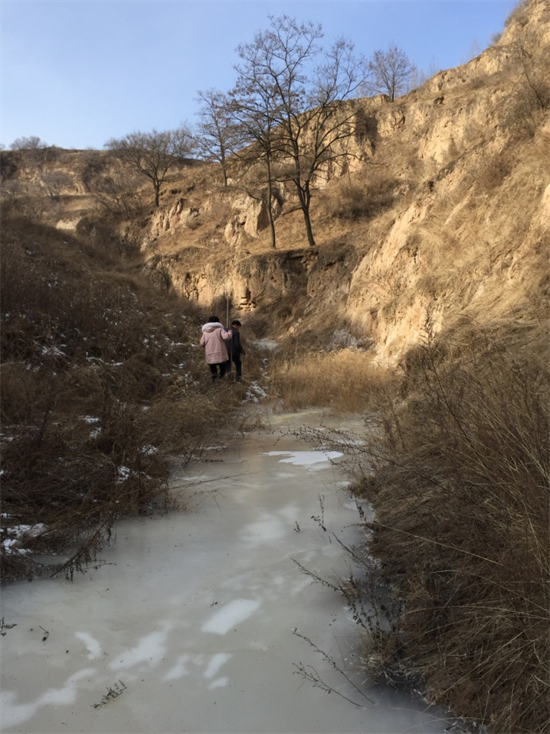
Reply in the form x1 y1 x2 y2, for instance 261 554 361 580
225 294 233 379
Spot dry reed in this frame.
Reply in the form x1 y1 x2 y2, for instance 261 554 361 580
351 318 549 734
271 348 397 413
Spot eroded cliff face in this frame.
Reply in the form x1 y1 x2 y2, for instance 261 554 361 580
340 0 549 361
138 0 548 364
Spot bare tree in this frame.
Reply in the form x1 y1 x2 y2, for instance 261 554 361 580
366 46 416 101
235 15 366 247
104 126 194 207
194 89 239 188
10 135 47 151
231 50 285 249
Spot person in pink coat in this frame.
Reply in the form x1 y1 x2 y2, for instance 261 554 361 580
200 316 232 382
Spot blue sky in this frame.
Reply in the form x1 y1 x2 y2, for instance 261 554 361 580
1 0 517 150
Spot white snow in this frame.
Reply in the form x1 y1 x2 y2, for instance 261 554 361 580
0 669 96 728
203 652 231 679
109 623 172 671
116 466 131 482
75 631 102 660
81 416 100 424
201 599 261 635
163 653 191 681
265 450 343 469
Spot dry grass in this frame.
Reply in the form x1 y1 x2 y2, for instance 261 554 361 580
504 0 533 28
270 348 397 413
0 213 246 581
349 317 549 734
319 168 401 223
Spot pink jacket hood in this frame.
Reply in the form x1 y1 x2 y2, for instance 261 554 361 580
201 322 225 333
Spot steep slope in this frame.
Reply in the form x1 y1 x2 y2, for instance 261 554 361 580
133 0 549 362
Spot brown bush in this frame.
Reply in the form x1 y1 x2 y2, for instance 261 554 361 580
504 0 532 28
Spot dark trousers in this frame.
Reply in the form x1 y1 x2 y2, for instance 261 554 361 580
229 356 242 380
209 361 229 382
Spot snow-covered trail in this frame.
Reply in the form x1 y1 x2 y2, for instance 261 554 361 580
0 410 450 733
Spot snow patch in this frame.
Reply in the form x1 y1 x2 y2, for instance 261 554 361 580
163 653 191 681
203 653 231 679
202 599 260 635
75 632 102 660
110 623 171 670
0 668 96 727
265 450 343 469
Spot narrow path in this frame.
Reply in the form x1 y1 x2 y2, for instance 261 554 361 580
0 410 450 733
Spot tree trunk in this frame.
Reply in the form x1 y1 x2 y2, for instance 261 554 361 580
296 184 316 247
266 172 276 249
302 206 316 247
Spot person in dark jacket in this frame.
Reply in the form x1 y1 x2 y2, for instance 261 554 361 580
225 319 245 381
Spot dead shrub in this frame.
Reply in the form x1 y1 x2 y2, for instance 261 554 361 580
474 149 514 191
504 0 532 28
321 169 397 221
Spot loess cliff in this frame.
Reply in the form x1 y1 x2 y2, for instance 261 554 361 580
135 0 549 362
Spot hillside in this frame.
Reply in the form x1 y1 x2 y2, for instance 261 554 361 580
1 1 549 731
156 0 547 362
2 1 548 362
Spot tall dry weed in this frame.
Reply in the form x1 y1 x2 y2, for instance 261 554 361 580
352 318 549 734
271 349 396 413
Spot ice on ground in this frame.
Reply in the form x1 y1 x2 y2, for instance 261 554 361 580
245 382 268 402
239 516 287 547
252 339 279 351
0 413 452 734
0 668 96 728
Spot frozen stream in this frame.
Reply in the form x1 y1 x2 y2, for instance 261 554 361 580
1 410 451 733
